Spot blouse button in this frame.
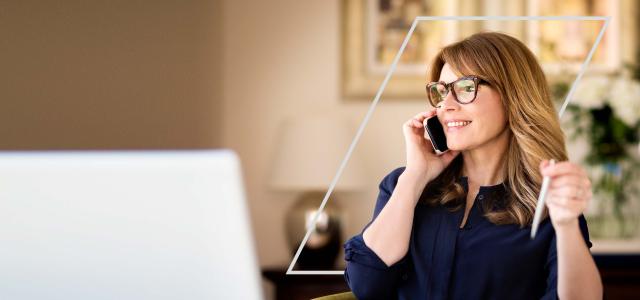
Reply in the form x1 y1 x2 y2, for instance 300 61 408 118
402 273 409 280
478 195 484 200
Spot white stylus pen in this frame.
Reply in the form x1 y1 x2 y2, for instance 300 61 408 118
531 159 556 239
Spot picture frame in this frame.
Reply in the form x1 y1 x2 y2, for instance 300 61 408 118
340 0 624 101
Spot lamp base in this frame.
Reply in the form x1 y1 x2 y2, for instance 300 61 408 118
285 191 342 270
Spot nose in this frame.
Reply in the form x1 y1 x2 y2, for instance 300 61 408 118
439 90 460 111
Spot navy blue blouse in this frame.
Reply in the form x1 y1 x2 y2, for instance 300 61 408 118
343 167 592 300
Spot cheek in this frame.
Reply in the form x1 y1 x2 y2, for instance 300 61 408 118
478 116 507 139
482 107 507 131
473 96 508 135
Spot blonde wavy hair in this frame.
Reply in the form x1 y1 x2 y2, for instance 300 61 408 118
419 31 568 227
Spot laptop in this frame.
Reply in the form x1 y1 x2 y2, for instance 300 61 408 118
0 150 263 300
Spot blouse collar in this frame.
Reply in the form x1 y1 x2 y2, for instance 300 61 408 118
458 175 506 194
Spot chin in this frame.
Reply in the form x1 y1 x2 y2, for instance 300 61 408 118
446 143 468 151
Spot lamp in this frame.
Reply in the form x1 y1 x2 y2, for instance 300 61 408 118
270 114 365 269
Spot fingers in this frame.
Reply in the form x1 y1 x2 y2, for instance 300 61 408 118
541 161 587 178
405 109 437 130
544 163 592 199
549 174 590 190
539 159 549 172
542 161 592 193
549 185 584 200
543 165 592 219
413 109 437 121
541 161 593 226
546 194 587 211
403 117 421 129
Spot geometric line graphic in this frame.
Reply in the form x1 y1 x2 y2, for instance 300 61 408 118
287 15 611 275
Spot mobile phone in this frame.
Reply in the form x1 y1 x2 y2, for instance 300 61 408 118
424 115 449 155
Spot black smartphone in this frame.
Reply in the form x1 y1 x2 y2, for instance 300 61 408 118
424 115 449 155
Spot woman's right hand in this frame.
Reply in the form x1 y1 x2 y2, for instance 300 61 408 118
402 108 460 183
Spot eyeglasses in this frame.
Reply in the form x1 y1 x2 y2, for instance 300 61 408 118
426 75 489 108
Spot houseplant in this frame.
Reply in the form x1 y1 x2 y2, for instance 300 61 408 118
551 60 640 238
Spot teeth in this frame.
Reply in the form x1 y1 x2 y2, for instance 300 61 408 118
447 121 471 127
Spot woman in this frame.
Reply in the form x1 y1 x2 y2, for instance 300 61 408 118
343 32 603 300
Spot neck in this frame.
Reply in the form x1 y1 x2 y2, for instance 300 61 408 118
461 127 510 187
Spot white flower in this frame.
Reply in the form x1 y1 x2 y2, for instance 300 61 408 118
608 76 640 127
572 75 610 109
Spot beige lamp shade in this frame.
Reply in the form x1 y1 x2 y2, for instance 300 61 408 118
269 114 366 191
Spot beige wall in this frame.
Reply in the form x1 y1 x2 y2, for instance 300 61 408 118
222 0 427 269
0 0 223 149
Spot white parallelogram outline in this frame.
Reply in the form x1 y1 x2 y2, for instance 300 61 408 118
287 15 611 275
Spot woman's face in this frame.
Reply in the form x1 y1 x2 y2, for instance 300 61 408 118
436 63 509 151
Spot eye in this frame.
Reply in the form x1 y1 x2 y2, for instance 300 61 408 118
455 79 476 92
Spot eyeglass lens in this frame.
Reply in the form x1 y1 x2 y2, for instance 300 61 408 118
428 78 478 106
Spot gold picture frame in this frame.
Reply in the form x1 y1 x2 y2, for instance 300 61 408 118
341 0 434 101
341 0 626 101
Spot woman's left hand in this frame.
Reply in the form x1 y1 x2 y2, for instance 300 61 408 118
539 160 593 229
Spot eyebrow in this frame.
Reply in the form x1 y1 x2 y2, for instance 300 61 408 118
438 77 462 85
438 75 481 85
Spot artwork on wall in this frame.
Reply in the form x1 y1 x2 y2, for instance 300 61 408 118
341 0 623 100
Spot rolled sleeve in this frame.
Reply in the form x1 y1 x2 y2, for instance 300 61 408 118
343 167 409 299
540 214 593 300
577 214 593 249
541 232 559 300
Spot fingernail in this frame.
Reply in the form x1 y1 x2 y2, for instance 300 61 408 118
545 159 556 170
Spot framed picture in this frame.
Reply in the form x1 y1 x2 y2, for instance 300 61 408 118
341 0 624 100
341 0 458 100
526 0 622 75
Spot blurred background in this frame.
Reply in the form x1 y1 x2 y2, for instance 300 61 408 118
1 0 639 299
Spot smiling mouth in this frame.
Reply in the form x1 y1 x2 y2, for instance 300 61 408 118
446 121 472 129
